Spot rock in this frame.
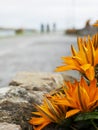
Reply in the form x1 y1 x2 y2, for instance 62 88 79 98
8 72 66 104
61 73 76 82
0 100 33 130
0 72 75 130
9 72 64 89
0 87 10 99
0 122 22 130
66 20 98 36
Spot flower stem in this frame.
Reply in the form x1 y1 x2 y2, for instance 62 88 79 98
91 119 98 130
70 126 77 130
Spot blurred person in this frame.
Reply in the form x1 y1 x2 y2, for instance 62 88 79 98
46 24 50 33
53 23 56 32
40 24 44 33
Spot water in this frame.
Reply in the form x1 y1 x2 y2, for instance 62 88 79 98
0 30 15 37
0 33 79 87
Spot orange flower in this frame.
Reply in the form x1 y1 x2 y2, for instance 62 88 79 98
29 97 67 130
93 20 98 27
92 33 98 50
55 36 98 80
55 77 98 118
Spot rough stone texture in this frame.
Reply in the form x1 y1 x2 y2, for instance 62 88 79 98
0 122 22 130
0 72 75 130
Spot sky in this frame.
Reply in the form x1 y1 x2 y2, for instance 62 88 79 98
0 0 98 30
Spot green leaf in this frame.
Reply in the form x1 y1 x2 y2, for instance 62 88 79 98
74 112 98 121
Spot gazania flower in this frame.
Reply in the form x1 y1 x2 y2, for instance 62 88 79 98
92 33 98 50
29 97 67 130
55 77 98 118
93 20 98 27
55 36 98 80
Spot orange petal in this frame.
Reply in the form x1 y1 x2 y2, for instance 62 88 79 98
66 109 80 118
29 117 45 125
57 97 77 108
55 65 78 72
94 49 98 65
80 64 91 71
77 86 90 110
80 77 89 93
71 45 77 56
89 79 97 100
93 21 98 27
33 121 51 130
85 66 95 80
35 105 56 121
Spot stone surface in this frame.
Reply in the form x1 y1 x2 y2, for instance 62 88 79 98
9 72 64 89
0 72 75 130
0 122 22 130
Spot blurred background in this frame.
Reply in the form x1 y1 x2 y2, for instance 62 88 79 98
0 0 98 30
0 0 98 87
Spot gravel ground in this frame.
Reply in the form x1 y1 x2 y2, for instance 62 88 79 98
0 33 78 87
